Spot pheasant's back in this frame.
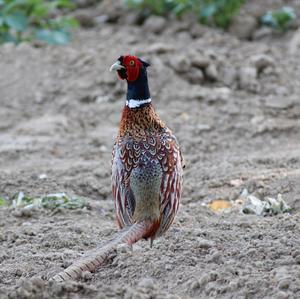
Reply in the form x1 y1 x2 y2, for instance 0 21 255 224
112 106 183 240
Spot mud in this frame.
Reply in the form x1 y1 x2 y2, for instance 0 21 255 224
1 1 300 298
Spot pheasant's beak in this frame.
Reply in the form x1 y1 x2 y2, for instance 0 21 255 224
109 60 125 72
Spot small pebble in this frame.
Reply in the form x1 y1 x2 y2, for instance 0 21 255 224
190 279 200 290
278 279 290 290
208 251 222 263
274 291 290 299
15 269 23 277
205 64 218 81
143 16 166 34
294 255 300 265
169 55 191 73
229 14 257 39
190 54 210 69
238 66 258 91
137 278 155 289
146 43 175 54
30 277 45 288
197 238 215 249
249 54 275 73
186 67 204 84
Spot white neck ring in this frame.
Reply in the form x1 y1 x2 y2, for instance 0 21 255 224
126 98 152 109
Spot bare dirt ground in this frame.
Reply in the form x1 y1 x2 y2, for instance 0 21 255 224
1 1 300 298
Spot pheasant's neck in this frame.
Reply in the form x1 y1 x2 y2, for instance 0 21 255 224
119 105 166 137
126 70 151 109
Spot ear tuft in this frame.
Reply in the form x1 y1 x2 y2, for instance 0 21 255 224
139 58 150 68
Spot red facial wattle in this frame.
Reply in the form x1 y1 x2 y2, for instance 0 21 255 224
120 55 142 82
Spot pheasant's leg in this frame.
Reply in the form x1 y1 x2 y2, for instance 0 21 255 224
150 238 154 248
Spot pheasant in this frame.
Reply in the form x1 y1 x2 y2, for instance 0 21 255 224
51 55 183 282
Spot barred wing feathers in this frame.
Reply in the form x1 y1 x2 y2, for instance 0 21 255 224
112 130 183 236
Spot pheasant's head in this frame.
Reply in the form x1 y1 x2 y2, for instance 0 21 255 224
110 55 150 82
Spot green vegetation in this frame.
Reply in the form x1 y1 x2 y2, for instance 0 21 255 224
0 0 78 45
11 192 89 210
125 0 245 28
261 7 296 31
0 197 7 206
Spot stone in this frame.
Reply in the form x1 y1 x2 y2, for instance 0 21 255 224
238 66 258 91
169 55 191 73
229 15 257 39
291 250 300 258
274 291 290 299
229 179 243 187
74 13 96 28
195 123 211 132
206 87 231 103
197 238 215 249
190 279 200 290
138 278 155 289
30 277 45 288
143 16 166 34
97 0 124 23
294 255 300 264
205 64 218 81
252 27 273 40
146 43 175 54
199 274 210 287
264 95 296 109
190 23 205 38
249 54 275 73
278 279 290 290
208 251 222 263
221 66 238 86
186 67 205 84
190 53 210 69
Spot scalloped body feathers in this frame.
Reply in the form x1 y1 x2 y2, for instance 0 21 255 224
112 105 183 243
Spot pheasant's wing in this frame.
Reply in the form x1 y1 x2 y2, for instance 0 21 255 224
112 139 137 228
112 132 183 234
157 133 183 236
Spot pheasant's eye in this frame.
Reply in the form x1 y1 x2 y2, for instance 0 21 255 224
129 60 135 66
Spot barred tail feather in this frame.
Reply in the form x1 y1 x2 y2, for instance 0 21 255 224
51 221 149 282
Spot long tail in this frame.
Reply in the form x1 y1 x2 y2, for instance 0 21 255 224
51 221 149 282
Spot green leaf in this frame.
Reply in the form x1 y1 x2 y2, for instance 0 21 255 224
55 0 76 9
172 3 188 16
31 4 49 18
51 17 79 29
261 6 295 30
2 0 27 14
35 29 71 45
200 4 217 19
0 32 18 44
40 193 89 210
0 197 7 206
261 12 276 27
5 12 28 32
